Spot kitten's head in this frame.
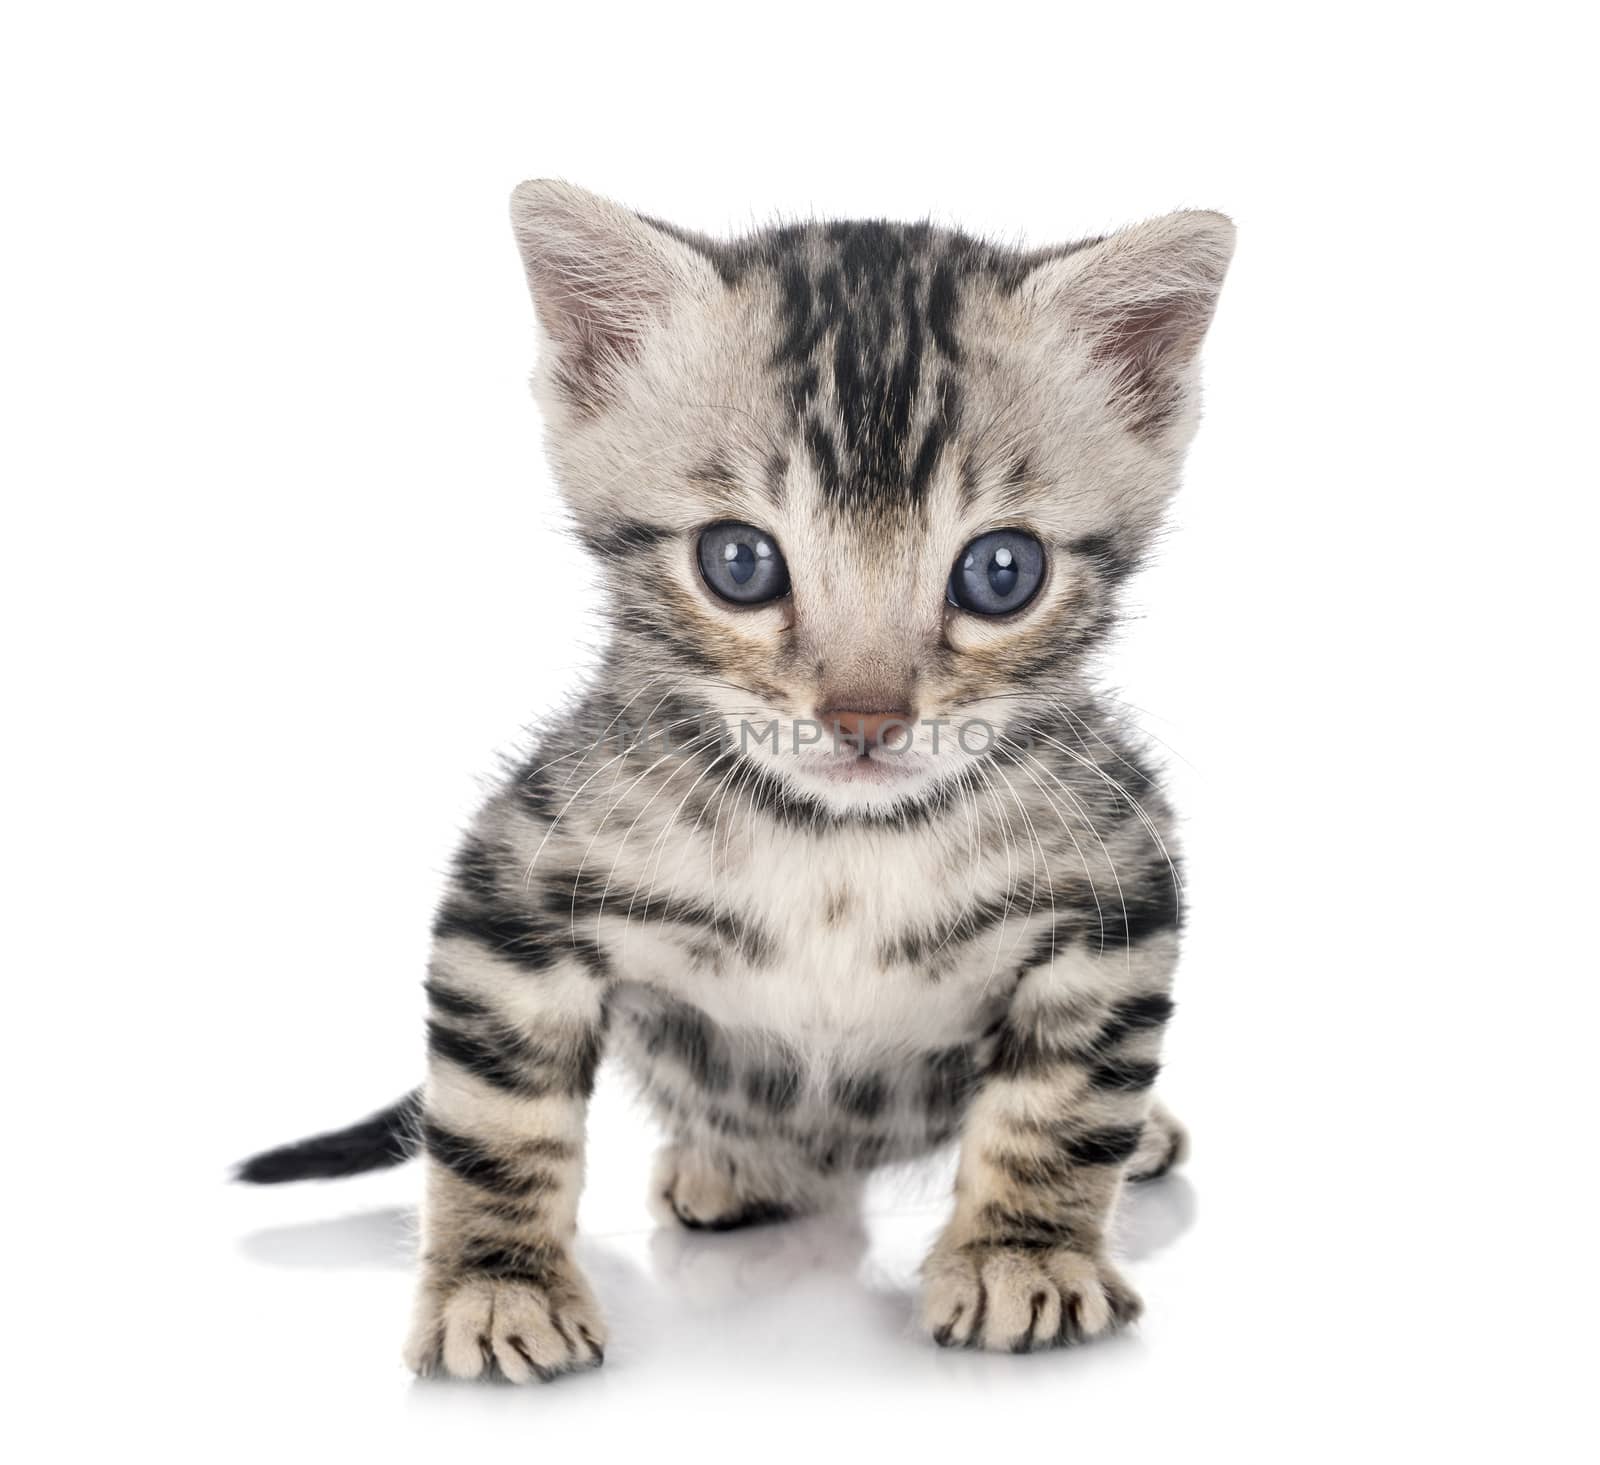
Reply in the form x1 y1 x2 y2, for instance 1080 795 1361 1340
511 182 1232 817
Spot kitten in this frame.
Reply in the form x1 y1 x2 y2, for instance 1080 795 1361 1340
239 181 1233 1378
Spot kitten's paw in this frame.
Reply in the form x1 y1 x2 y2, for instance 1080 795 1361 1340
1127 1100 1189 1182
650 1145 797 1232
404 1260 606 1382
919 1240 1142 1352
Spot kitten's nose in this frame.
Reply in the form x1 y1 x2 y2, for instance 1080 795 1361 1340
820 706 917 751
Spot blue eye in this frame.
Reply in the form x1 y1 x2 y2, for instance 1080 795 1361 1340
947 529 1046 616
697 522 791 605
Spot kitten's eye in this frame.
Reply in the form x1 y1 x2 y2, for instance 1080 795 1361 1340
947 529 1046 616
697 522 791 605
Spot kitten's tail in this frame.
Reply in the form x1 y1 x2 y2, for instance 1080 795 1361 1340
234 1090 423 1184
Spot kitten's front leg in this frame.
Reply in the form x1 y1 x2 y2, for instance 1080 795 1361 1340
920 942 1175 1352
403 939 611 1382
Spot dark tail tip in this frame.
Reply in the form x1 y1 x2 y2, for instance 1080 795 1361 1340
235 1090 423 1184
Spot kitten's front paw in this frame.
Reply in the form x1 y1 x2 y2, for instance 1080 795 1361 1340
919 1239 1142 1352
404 1257 607 1382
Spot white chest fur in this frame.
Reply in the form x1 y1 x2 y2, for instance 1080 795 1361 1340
598 816 1040 1062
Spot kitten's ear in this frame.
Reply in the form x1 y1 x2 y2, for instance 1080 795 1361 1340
1024 210 1235 433
510 180 722 413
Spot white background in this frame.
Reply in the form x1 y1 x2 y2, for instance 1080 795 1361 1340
3 4 1594 1460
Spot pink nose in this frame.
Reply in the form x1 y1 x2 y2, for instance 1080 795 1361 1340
821 708 916 750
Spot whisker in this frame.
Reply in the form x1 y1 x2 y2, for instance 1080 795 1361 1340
1012 743 1135 975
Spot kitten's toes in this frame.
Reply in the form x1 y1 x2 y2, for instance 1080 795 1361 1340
920 1242 1141 1353
1127 1099 1189 1182
405 1264 606 1382
650 1145 797 1232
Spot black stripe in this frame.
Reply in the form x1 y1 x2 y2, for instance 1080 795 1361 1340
1091 882 1182 952
579 520 673 558
804 417 841 499
907 418 945 499
632 1002 732 1093
831 1071 888 1120
921 1044 978 1115
773 261 822 363
1088 1056 1161 1092
511 762 561 822
886 887 1030 969
927 261 962 360
1011 883 1181 976
616 613 721 674
988 1149 1076 1188
688 458 737 488
431 901 560 973
456 1235 563 1284
450 836 505 904
1065 1124 1145 1167
551 870 772 966
971 1205 1080 1252
987 1020 1080 1080
422 979 491 1020
744 1059 802 1114
422 1120 549 1197
763 449 789 503
1068 531 1142 581
1098 992 1176 1046
426 1019 558 1098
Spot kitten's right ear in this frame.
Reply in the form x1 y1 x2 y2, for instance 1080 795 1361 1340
510 180 722 414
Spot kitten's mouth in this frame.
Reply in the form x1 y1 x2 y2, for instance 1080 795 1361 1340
803 751 927 787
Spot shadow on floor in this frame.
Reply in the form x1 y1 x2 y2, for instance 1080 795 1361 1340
238 1203 415 1270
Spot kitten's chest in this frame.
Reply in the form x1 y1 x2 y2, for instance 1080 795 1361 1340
611 824 1033 1056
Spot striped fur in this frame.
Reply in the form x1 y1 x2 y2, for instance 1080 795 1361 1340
244 183 1233 1378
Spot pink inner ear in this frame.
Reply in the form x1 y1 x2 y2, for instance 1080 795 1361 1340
1089 293 1211 376
527 249 658 410
1085 293 1214 437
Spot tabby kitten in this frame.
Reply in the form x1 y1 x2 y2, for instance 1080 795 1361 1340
240 181 1234 1379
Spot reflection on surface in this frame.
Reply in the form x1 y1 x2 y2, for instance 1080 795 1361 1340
240 1172 1198 1393
1118 1173 1198 1260
239 1203 415 1269
646 1209 872 1299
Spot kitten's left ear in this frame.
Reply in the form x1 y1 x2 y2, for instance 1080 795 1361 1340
1024 210 1235 433
510 179 723 414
